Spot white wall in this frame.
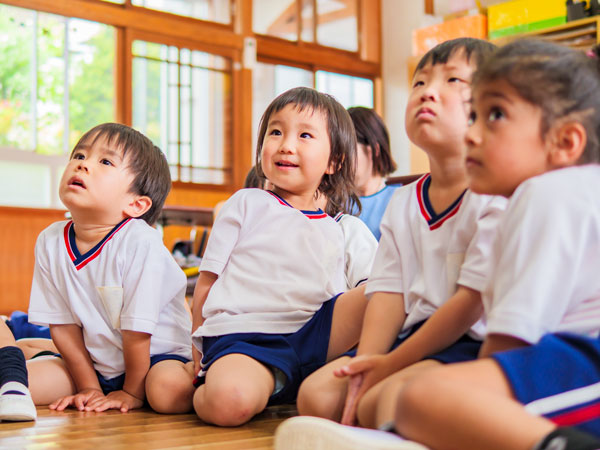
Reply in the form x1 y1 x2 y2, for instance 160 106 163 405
381 0 430 175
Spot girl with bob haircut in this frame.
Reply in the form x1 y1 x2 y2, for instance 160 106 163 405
190 87 369 427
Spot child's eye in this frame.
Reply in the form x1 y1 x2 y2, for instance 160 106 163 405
300 132 313 139
412 80 424 88
269 129 281 136
467 111 477 126
448 77 463 83
488 107 504 122
72 152 85 160
100 159 113 166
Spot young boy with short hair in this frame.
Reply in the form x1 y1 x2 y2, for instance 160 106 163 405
26 123 194 414
294 37 506 434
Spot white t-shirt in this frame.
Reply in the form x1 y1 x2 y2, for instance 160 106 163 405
29 218 192 379
334 213 378 289
366 174 507 339
194 189 345 338
484 165 600 343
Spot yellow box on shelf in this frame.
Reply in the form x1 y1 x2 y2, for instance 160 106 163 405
488 0 567 39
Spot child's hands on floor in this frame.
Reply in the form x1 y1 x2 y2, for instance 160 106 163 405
49 388 105 412
84 390 144 413
334 354 392 426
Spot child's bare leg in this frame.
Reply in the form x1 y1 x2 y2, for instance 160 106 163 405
26 357 76 405
327 285 368 360
297 356 351 420
0 320 16 347
146 360 195 414
16 338 58 360
356 359 441 429
193 354 274 426
395 358 555 450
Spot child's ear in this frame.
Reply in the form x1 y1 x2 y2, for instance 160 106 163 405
550 121 586 167
125 195 152 219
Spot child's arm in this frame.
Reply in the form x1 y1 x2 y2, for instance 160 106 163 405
85 330 150 412
191 271 218 373
479 333 529 358
48 324 105 411
336 286 481 425
355 292 406 356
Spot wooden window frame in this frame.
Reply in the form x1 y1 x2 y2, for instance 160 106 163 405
0 0 381 205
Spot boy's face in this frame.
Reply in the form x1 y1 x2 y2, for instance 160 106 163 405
465 79 550 197
59 134 139 223
405 50 475 155
260 103 332 206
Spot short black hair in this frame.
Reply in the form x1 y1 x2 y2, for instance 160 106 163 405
415 37 497 75
71 123 171 225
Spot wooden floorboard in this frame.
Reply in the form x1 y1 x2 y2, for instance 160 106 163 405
0 404 298 449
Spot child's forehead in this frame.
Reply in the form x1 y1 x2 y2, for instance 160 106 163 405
270 102 328 122
73 132 127 157
415 49 475 76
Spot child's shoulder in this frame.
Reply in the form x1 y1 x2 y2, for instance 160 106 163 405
514 165 600 204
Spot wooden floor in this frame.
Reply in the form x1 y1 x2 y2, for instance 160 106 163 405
0 404 298 449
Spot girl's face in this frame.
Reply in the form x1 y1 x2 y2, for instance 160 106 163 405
354 142 374 192
465 79 552 197
261 103 332 209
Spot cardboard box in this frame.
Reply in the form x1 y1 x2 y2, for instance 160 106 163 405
412 14 488 56
488 0 567 39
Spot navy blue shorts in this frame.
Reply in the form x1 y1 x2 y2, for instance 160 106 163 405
345 320 481 363
197 295 340 405
33 352 190 395
493 333 600 437
6 311 51 340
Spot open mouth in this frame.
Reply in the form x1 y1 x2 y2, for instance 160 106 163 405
69 177 86 189
275 161 298 168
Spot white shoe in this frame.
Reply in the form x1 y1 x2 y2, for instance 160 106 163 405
274 416 429 450
0 382 37 421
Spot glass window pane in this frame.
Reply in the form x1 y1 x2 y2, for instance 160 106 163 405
316 0 358 52
252 62 312 155
0 4 115 208
0 5 34 151
253 0 298 41
316 71 373 108
301 0 314 42
0 161 51 207
133 40 232 185
131 0 231 24
100 0 125 3
68 19 115 149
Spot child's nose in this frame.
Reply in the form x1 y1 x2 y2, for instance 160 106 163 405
76 160 89 171
278 137 295 153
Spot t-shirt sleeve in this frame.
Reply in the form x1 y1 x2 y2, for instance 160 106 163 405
120 231 186 334
458 195 507 292
486 182 579 343
199 191 245 276
342 216 378 288
365 193 404 298
28 230 78 326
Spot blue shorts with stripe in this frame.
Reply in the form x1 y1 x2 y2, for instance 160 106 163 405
492 332 600 437
196 294 340 405
345 319 481 363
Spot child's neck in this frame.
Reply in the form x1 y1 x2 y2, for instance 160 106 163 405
272 188 319 211
427 155 469 215
70 215 128 254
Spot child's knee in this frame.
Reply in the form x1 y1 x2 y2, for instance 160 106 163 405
297 373 344 419
395 375 434 428
195 382 266 426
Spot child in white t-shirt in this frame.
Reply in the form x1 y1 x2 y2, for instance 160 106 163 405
388 38 600 450
27 123 194 414
191 87 369 426
296 37 505 430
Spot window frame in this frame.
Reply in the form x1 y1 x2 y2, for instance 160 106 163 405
0 0 381 200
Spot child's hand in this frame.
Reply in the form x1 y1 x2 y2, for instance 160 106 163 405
49 388 105 411
334 354 391 426
192 346 202 375
84 390 144 413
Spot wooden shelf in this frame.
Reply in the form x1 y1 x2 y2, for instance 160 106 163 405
492 16 600 50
